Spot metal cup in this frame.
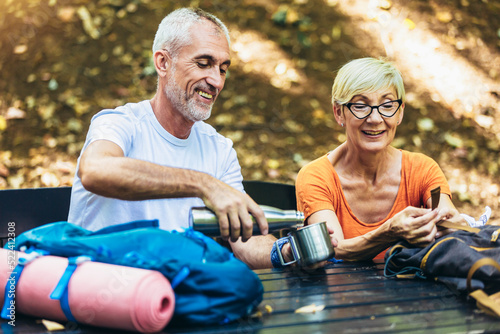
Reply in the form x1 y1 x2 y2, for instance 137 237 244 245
275 221 335 267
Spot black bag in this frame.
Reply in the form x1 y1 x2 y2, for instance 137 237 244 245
384 225 500 317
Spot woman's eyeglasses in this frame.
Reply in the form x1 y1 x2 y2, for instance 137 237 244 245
343 99 402 120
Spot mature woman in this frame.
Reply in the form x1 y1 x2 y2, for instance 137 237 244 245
295 57 466 261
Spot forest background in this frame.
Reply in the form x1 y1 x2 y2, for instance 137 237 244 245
0 0 499 222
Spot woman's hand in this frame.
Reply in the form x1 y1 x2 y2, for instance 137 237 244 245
434 206 468 238
283 224 339 270
432 194 468 238
303 224 339 270
388 206 446 247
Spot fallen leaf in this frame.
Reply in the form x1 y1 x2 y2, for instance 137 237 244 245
417 118 434 132
0 116 7 131
0 177 7 189
436 11 453 23
41 172 60 187
444 132 464 148
38 104 56 120
8 174 24 189
13 44 28 54
5 107 26 120
331 25 342 40
42 319 65 331
379 0 392 10
0 163 9 177
267 159 280 169
403 18 416 30
48 78 59 91
295 303 325 314
57 7 76 22
77 6 100 40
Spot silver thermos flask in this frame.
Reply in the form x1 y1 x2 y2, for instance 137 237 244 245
190 205 305 236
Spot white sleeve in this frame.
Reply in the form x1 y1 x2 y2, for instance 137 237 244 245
219 146 244 193
84 109 135 155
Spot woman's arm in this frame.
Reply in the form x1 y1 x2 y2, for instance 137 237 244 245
307 207 445 261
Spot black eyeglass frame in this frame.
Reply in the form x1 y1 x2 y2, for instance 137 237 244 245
343 99 403 120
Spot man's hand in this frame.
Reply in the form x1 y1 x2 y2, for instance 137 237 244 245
201 179 268 242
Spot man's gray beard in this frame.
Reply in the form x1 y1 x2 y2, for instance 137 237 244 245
164 71 212 122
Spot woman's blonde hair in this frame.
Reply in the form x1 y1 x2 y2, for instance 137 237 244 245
331 57 405 105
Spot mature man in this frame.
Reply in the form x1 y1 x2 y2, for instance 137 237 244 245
68 8 273 267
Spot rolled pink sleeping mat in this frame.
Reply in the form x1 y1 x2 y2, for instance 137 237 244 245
0 249 175 333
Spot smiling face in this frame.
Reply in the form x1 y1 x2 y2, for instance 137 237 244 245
335 88 404 153
164 20 230 122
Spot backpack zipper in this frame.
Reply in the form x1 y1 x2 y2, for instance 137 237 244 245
492 228 500 243
420 237 460 271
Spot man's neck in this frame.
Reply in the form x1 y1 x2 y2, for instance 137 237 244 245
149 93 194 139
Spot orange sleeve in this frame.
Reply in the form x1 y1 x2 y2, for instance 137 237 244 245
403 151 451 206
296 155 337 220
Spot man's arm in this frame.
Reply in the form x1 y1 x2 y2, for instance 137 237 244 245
79 139 268 241
230 235 276 270
231 226 339 270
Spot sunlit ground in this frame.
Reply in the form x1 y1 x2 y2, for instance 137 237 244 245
1 0 499 222
228 0 500 221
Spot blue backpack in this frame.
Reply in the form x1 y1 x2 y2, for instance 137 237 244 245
6 220 264 325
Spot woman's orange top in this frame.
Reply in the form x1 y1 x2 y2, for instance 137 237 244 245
295 150 451 259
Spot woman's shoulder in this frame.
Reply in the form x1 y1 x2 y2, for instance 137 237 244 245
297 154 337 185
402 149 437 163
401 149 440 171
299 154 332 173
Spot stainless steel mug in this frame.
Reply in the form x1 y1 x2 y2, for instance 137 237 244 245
275 221 335 267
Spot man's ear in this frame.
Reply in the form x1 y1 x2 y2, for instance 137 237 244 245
153 50 171 78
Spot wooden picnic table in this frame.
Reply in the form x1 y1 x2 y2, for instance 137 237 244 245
2 185 500 333
5 260 500 333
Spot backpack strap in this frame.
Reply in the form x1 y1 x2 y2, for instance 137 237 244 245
466 257 500 318
383 244 426 279
50 256 93 323
430 186 480 232
90 219 159 236
170 266 191 289
437 220 480 233
1 249 49 319
469 290 500 318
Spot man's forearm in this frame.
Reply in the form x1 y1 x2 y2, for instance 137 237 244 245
80 155 211 200
231 235 275 269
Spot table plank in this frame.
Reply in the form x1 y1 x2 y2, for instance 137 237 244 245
2 261 500 334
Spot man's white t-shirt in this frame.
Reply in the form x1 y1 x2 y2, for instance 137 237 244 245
68 100 244 231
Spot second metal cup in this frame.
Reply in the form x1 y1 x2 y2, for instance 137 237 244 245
275 221 335 267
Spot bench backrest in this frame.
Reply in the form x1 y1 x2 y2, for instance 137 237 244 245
0 181 296 245
0 187 72 246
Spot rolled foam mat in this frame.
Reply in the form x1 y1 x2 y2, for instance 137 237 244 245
0 249 175 333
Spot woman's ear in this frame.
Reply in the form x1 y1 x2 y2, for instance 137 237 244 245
333 103 344 127
397 102 405 125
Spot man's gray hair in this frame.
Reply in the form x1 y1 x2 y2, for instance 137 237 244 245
152 8 230 57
